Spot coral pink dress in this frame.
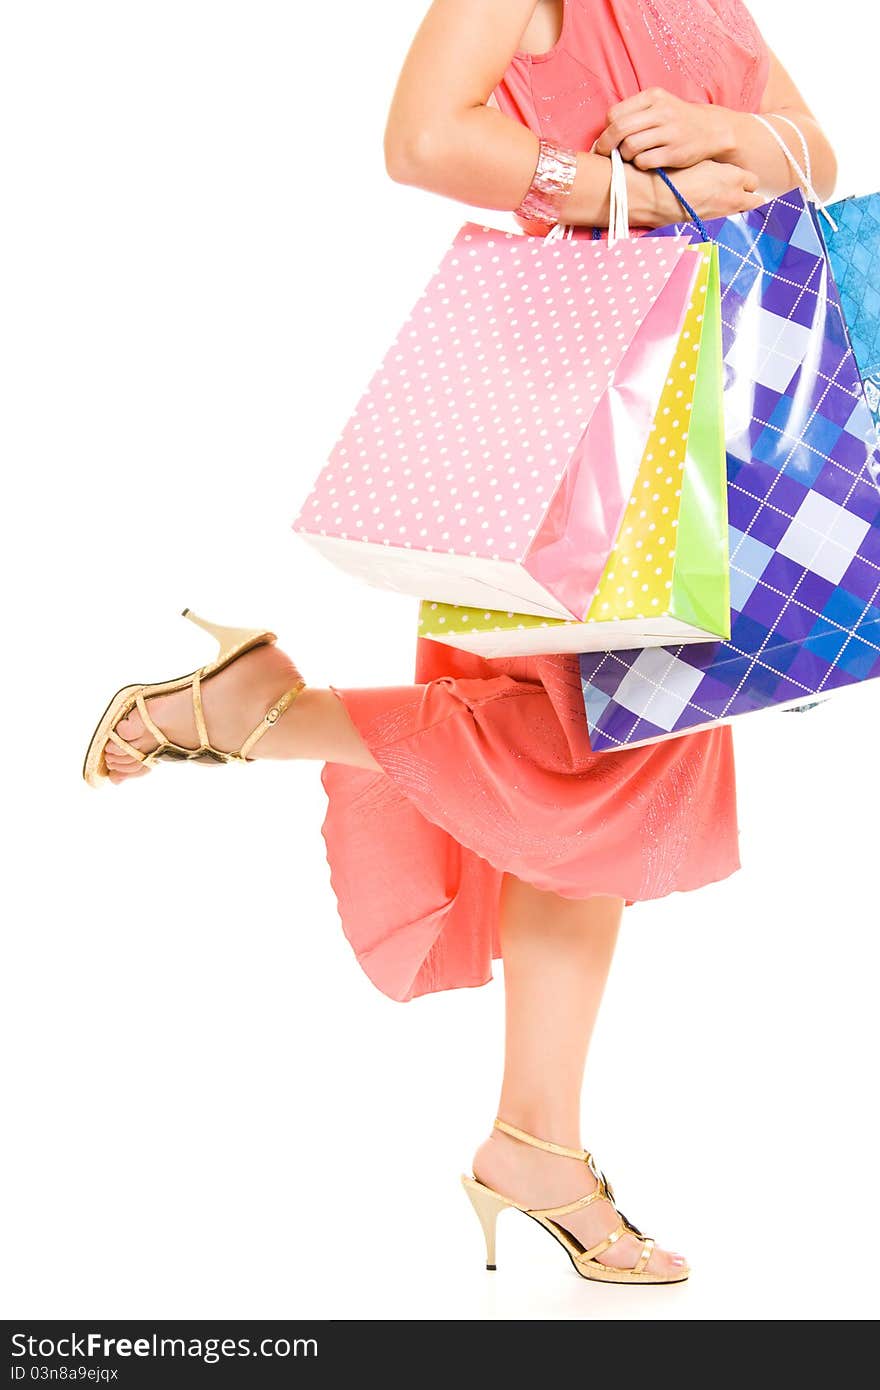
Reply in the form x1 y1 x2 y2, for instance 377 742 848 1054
320 0 770 1002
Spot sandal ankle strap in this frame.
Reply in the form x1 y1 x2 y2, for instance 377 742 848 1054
236 679 306 760
237 678 306 760
494 1117 591 1163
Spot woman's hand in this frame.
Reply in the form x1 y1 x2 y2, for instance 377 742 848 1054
595 88 735 170
642 159 763 226
595 52 838 204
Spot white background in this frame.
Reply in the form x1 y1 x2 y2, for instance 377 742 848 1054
2 1 878 1322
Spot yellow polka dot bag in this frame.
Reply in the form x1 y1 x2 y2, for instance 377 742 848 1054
419 244 730 657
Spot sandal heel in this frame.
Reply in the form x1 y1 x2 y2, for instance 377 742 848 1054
461 1176 511 1271
181 608 276 666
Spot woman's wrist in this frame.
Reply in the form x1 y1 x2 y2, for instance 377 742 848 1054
625 166 680 228
513 137 579 229
701 104 738 163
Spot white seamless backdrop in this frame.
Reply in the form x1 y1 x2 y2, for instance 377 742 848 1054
2 2 878 1321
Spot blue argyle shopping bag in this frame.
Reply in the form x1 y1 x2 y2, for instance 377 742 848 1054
824 192 880 429
578 191 880 750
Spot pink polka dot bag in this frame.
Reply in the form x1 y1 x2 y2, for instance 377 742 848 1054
293 178 729 652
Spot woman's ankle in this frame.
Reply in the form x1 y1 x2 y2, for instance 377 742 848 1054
494 1105 583 1151
471 1126 592 1203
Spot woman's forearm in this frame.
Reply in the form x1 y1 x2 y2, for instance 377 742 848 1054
706 106 837 201
385 104 676 228
382 0 683 230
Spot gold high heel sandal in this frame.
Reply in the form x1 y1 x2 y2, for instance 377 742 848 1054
82 608 306 787
462 1118 688 1285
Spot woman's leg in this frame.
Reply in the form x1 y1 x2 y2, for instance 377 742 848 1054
471 875 686 1277
103 643 381 782
101 641 685 1274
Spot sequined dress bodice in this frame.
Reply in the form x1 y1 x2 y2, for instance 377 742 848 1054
493 0 770 147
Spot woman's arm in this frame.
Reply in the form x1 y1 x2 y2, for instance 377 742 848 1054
384 0 761 228
594 52 837 200
727 52 837 198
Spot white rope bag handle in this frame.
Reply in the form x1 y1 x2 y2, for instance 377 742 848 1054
607 146 630 244
546 147 629 245
751 113 838 231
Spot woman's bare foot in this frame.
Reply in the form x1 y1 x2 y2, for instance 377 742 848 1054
471 1129 687 1279
102 644 304 785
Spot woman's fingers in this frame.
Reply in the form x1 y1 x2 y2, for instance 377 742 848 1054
595 108 661 154
617 125 669 162
605 87 669 123
596 87 676 154
632 144 679 171
723 164 762 209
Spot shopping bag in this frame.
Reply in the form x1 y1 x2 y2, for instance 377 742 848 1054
578 190 880 749
417 244 730 656
293 221 705 620
824 192 880 431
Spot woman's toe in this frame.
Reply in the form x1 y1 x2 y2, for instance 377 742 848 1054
647 1246 688 1279
115 712 146 743
103 729 151 781
105 758 135 780
104 743 134 766
103 708 159 776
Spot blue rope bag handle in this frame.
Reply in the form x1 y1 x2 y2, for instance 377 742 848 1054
654 168 711 242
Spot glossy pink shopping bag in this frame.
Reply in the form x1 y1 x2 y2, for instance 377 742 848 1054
293 224 702 620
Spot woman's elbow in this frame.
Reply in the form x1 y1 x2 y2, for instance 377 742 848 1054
384 122 442 185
